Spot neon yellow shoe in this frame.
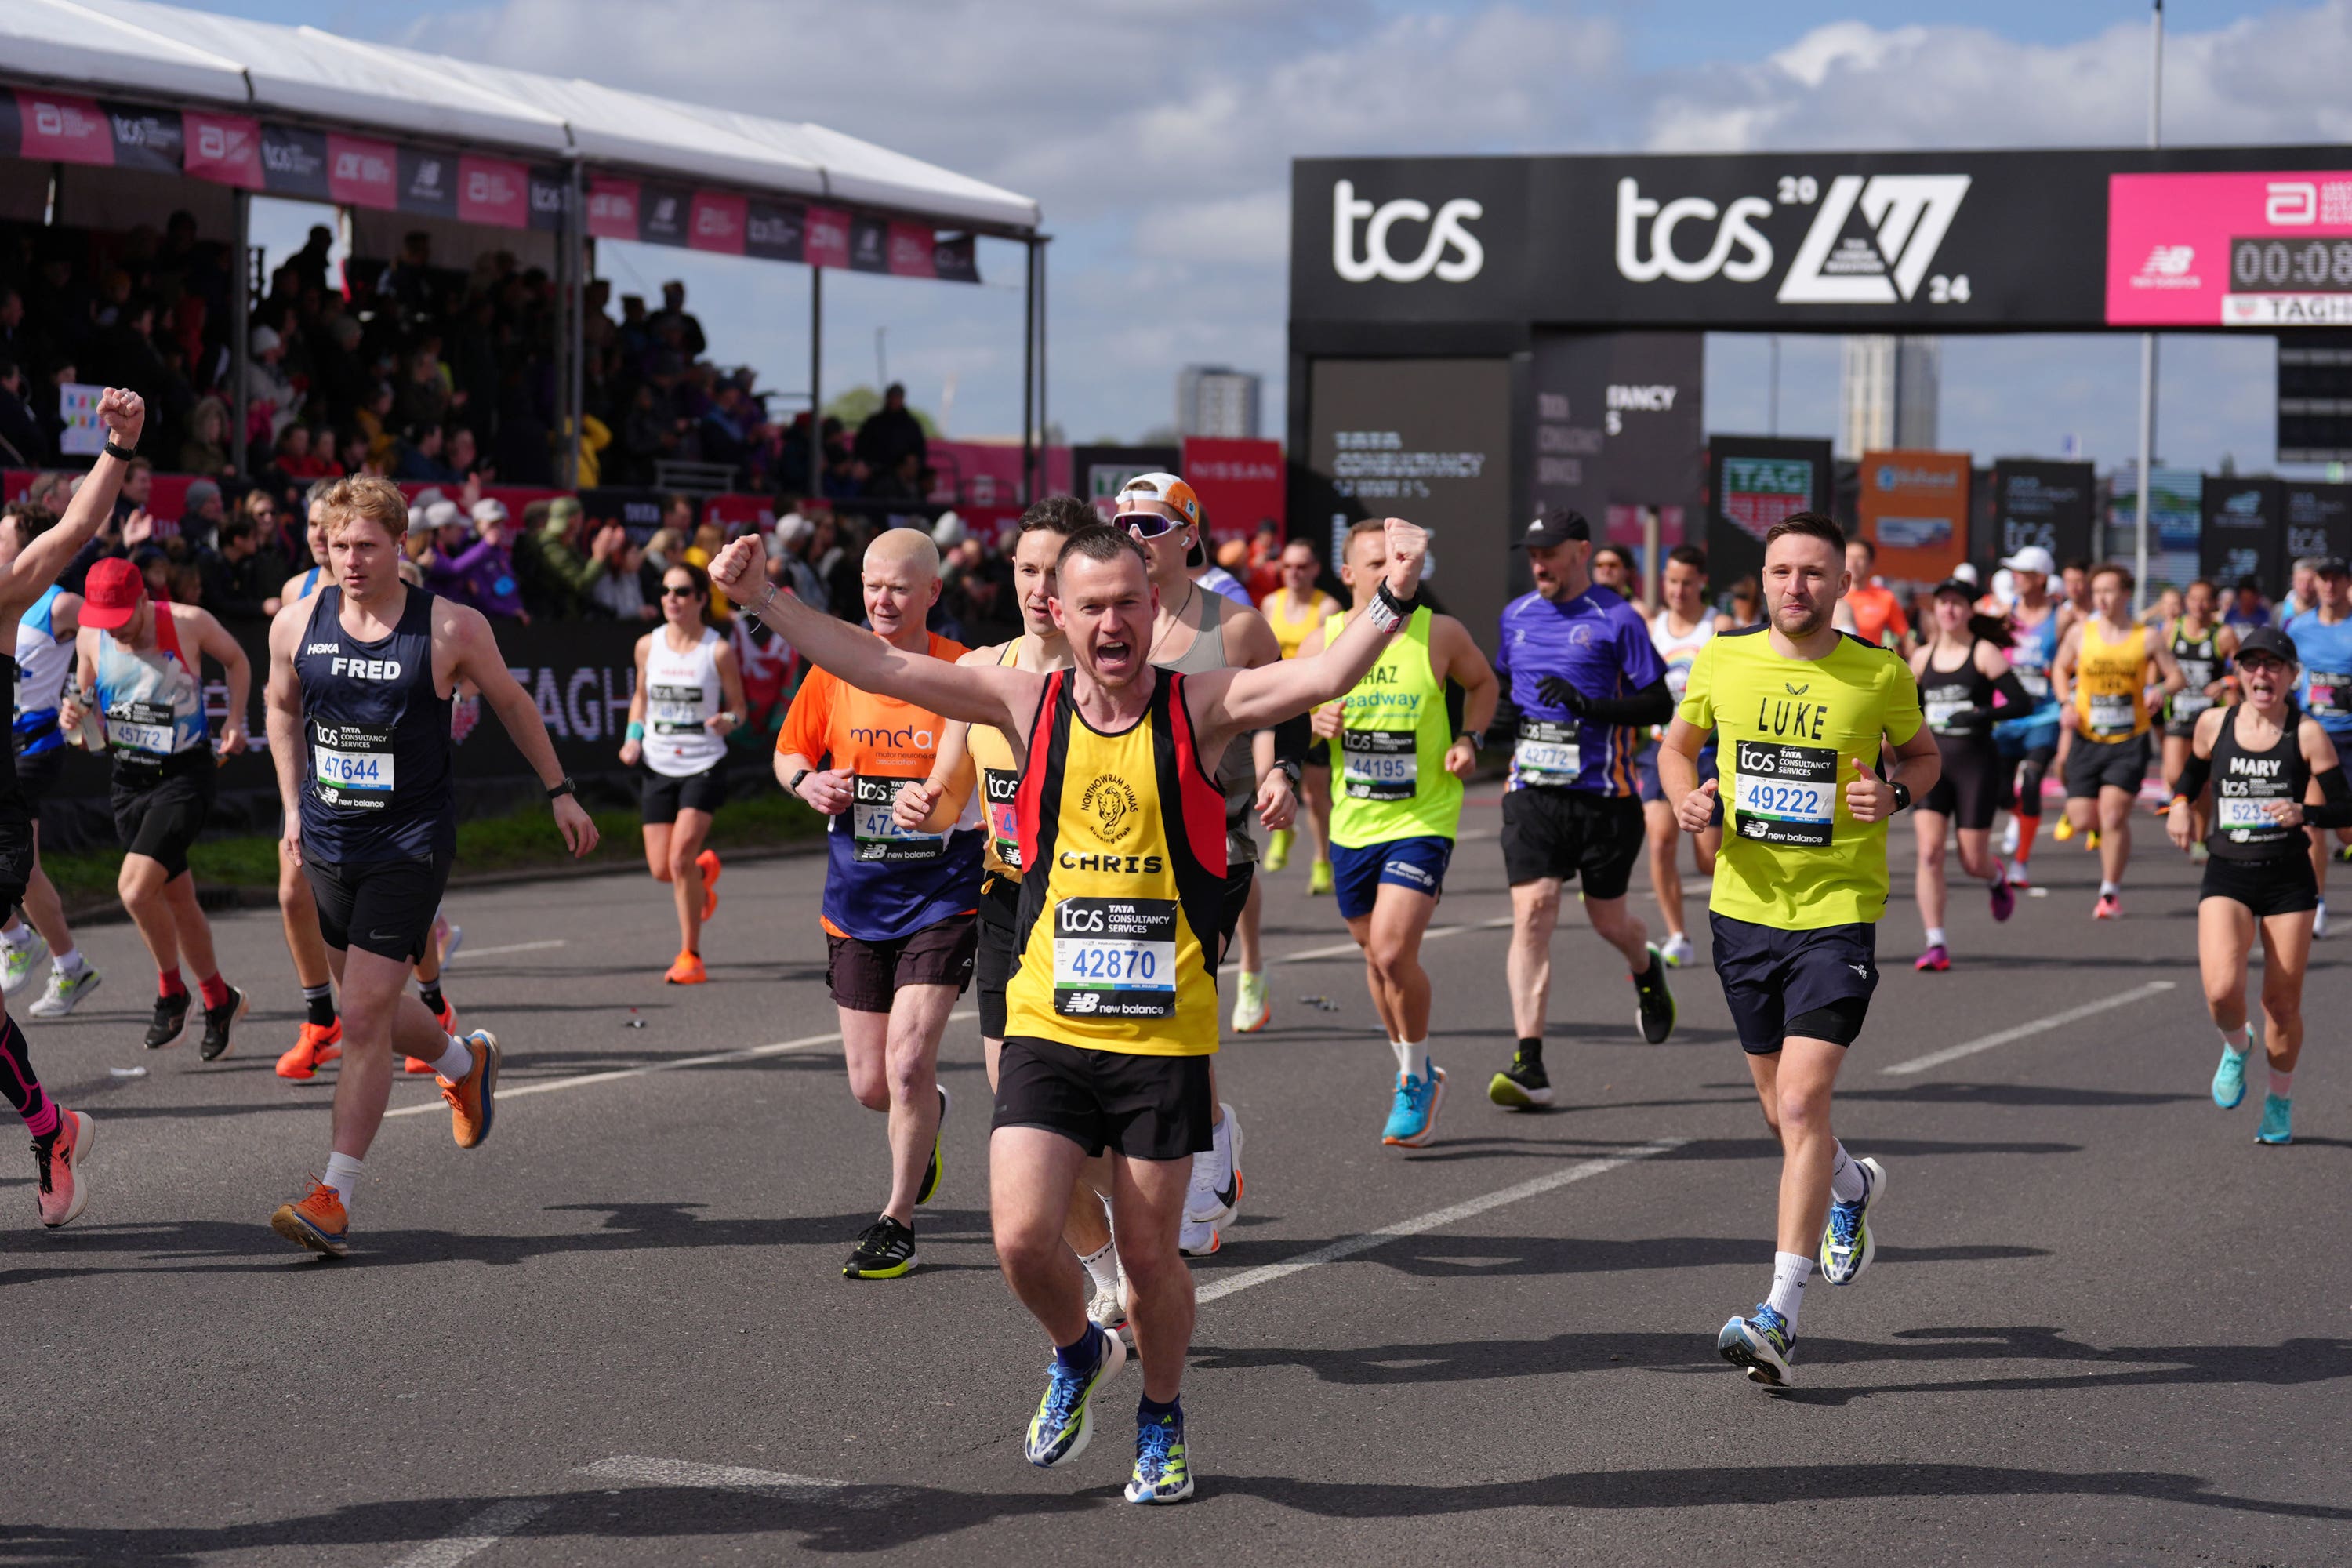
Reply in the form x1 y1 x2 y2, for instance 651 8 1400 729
2053 816 2075 842
1308 858 1334 897
1263 828 1294 873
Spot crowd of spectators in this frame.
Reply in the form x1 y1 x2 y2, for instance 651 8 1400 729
0 212 948 508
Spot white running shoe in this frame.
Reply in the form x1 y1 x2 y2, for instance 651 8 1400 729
1178 1215 1220 1258
2316 900 2330 939
2007 858 2032 890
1 928 47 997
1087 1272 1131 1341
2000 817 2020 857
1183 1104 1243 1228
1229 971 1269 1034
27 964 99 1020
1657 931 1696 968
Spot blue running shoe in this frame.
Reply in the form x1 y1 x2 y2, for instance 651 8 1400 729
1125 1406 1194 1504
2212 1047 2249 1110
1024 1329 1126 1468
1818 1155 1886 1287
1717 1304 1795 1387
2256 1094 2293 1145
1381 1064 1446 1148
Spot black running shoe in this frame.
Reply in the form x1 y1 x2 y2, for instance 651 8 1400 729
916 1084 950 1207
144 993 191 1051
1634 946 1676 1045
198 985 248 1062
1488 1052 1554 1109
844 1216 917 1279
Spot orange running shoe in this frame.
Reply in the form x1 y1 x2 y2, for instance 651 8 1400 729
404 1056 434 1075
270 1178 350 1258
665 950 708 985
275 1019 343 1081
440 1029 499 1149
430 996 457 1035
34 1107 93 1229
697 848 722 921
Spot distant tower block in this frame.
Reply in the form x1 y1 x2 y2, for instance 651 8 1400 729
1840 336 1940 458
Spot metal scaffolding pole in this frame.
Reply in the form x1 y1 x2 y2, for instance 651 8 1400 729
230 188 250 474
1021 238 1036 505
2132 0 2164 612
1038 235 1050 482
808 265 823 503
564 161 585 488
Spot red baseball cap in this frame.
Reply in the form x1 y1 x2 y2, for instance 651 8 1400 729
82 556 147 630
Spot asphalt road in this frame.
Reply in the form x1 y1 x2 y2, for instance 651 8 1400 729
6 786 2348 1566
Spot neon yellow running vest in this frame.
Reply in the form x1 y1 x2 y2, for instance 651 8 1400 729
1325 607 1461 848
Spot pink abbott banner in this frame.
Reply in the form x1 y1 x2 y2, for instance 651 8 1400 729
2108 169 2352 328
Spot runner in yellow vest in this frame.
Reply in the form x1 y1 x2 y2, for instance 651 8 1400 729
1301 520 1495 1148
1258 539 1341 895
2053 563 2184 920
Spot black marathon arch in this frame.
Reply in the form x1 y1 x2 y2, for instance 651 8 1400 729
1287 145 2352 648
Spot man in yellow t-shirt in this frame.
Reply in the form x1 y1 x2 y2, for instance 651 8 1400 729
1258 538 1341 891
1658 511 1940 1391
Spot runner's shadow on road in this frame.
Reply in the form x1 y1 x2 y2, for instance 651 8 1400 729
1657 1136 2081 1163
0 1203 1003 1282
1761 1325 2352 1408
1214 1461 2352 1523
1842 1083 2201 1109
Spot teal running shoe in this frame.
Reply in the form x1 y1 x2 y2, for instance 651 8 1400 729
1125 1406 1194 1504
1819 1156 1887 1286
1024 1329 1125 1468
2256 1094 2293 1145
1381 1064 1446 1148
1634 945 1675 1044
2212 1047 2249 1110
1717 1304 1795 1386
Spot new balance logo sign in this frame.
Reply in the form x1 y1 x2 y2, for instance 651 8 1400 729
1332 180 1484 284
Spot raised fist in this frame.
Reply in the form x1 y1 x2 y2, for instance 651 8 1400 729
1381 517 1428 597
97 387 146 448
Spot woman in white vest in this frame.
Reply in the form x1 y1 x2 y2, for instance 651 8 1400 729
619 561 746 985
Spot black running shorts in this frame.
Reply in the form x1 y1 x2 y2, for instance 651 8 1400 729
1501 786 1645 901
1217 862 1254 968
0 800 33 912
975 875 1021 1039
641 756 729 823
2064 732 2152 799
12 745 61 808
993 1034 1214 1162
1709 913 1878 1055
304 851 454 964
2199 852 2318 918
826 913 978 1013
1922 739 2009 831
113 755 216 880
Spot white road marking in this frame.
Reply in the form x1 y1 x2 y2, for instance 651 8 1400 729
1196 1136 1686 1305
1219 913 1512 972
1880 981 2176 1076
383 1011 979 1118
447 939 568 961
577 1456 902 1509
383 1500 550 1567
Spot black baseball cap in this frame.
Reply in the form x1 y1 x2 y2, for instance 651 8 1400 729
1931 576 1976 600
1519 509 1589 549
2236 625 2299 663
2314 556 2350 578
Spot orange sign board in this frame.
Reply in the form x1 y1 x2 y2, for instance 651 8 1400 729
1857 450 1971 585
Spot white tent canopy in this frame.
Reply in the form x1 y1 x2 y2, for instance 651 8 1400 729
2 0 1040 233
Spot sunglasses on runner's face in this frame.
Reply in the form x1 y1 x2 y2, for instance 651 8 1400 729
661 584 698 597
1119 507 1185 539
2238 653 2290 673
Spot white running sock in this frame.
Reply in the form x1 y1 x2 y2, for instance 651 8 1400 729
323 1151 363 1207
1828 1142 1867 1204
1389 1039 1410 1074
2270 1069 2294 1098
427 1033 473 1080
2100 881 2120 899
1767 1252 1811 1329
0 920 33 949
52 947 84 978
2220 1025 2250 1054
1078 1240 1121 1294
1923 927 1947 949
1399 1039 1430 1080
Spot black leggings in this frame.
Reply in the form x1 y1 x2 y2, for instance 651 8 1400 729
0 1014 51 1134
2013 750 2054 819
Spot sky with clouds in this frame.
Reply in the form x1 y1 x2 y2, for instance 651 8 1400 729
198 0 2352 474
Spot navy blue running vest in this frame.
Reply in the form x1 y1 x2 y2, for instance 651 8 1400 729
295 586 455 862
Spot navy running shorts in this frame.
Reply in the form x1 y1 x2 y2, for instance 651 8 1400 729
1636 742 1719 813
1708 913 1878 1055
1329 834 1454 920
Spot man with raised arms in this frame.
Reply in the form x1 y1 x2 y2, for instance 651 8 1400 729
263 477 596 1257
1657 510 1940 1388
0 389 144 1225
710 515 1428 1505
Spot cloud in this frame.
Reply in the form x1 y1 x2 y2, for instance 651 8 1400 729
318 1 2352 466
